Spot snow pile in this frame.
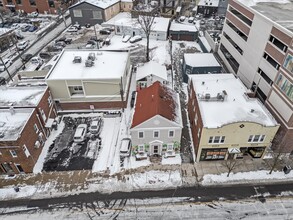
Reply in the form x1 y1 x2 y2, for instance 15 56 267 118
238 0 290 7
0 186 37 200
203 170 293 185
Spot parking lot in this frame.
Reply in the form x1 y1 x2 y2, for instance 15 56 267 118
43 116 103 172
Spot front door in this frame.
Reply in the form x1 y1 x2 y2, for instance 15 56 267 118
153 145 159 155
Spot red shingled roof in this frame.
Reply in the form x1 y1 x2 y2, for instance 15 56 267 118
131 81 178 128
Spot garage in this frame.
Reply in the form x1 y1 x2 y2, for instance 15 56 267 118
169 22 198 41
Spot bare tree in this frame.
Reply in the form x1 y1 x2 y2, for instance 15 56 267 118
222 158 239 177
136 13 155 62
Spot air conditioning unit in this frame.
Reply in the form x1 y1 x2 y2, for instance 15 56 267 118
87 53 95 61
205 93 210 100
85 60 94 67
73 56 82 63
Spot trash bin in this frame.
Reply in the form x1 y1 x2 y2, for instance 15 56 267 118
14 186 20 192
283 165 291 174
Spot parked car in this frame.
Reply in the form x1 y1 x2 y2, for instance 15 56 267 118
15 32 24 39
90 36 104 42
67 26 78 32
30 11 39 17
39 52 52 60
87 40 96 45
99 29 111 35
0 77 6 85
0 58 12 72
73 124 88 143
85 23 91 28
55 37 72 44
31 56 43 65
16 41 28 50
21 53 33 62
10 23 20 29
130 91 136 108
120 138 132 158
73 24 81 30
129 35 142 43
179 16 186 22
188 17 194 23
55 41 66 48
89 118 102 134
122 35 131 43
104 38 110 45
21 25 31 32
28 25 37 32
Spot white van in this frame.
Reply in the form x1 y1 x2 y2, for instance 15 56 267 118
73 124 87 143
120 138 132 158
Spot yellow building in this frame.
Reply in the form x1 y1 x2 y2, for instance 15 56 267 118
187 74 280 162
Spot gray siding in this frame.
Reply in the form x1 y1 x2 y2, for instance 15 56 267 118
69 3 105 26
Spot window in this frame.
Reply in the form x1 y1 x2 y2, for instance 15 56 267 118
48 97 52 106
153 131 159 138
39 108 46 121
0 151 2 156
283 54 293 74
168 130 174 138
248 135 265 143
194 113 198 125
92 11 102 19
73 9 82 17
138 131 144 139
138 144 144 152
34 124 39 133
35 141 40 148
10 150 17 158
263 52 280 70
167 143 173 151
276 74 293 101
23 145 31 157
269 35 287 52
16 0 22 4
69 86 84 96
29 0 36 6
48 0 55 7
197 128 201 138
208 136 226 144
257 68 273 86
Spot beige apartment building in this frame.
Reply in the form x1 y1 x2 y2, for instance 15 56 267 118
187 74 279 162
45 49 132 111
218 0 293 154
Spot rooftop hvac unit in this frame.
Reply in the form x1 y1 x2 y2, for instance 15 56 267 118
73 56 82 63
85 60 94 67
217 93 224 100
88 52 95 61
205 93 210 100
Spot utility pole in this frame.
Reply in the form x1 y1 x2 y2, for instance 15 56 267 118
0 56 13 81
120 77 124 112
93 25 99 49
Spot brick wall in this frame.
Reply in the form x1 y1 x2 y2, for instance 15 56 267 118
59 101 126 111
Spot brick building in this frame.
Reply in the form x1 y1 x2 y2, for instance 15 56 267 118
0 86 57 174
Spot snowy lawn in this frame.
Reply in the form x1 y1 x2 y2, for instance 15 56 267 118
203 170 293 185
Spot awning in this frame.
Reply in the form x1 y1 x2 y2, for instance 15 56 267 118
45 118 55 128
228 148 241 154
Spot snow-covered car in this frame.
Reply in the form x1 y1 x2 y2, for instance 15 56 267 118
179 16 186 22
89 118 102 134
73 124 88 143
129 35 142 43
122 35 131 43
0 58 12 72
67 26 78 32
17 41 29 50
10 23 20 29
30 11 39 17
120 138 132 158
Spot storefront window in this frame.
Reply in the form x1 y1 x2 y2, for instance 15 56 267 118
200 148 227 161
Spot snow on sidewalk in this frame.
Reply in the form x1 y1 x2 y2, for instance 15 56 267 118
203 170 293 185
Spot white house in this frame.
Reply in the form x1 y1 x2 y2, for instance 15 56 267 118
130 81 182 160
136 61 169 90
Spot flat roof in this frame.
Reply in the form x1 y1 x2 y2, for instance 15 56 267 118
198 0 219 7
190 74 278 128
46 49 129 80
238 0 293 32
184 53 220 67
0 86 46 107
170 22 198 32
0 108 34 141
136 61 168 81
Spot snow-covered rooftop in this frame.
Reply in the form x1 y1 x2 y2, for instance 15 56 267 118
110 16 170 32
71 0 120 9
0 86 46 107
184 53 220 67
198 0 219 7
190 74 278 128
170 22 198 32
136 61 167 81
46 49 129 80
0 108 34 141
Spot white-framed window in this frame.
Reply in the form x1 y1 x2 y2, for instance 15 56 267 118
153 131 159 138
248 135 265 143
197 128 201 138
48 96 52 106
208 136 225 144
168 130 174 138
34 124 39 133
22 145 31 157
39 108 46 121
194 113 198 125
10 150 17 158
73 9 82 17
92 10 102 19
68 86 84 96
35 141 40 148
138 131 144 139
138 144 144 152
167 143 173 151
39 133 44 145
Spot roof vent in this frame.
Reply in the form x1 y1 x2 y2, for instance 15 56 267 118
205 93 210 100
202 81 205 85
73 56 82 63
250 109 255 113
217 93 224 101
85 59 94 67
